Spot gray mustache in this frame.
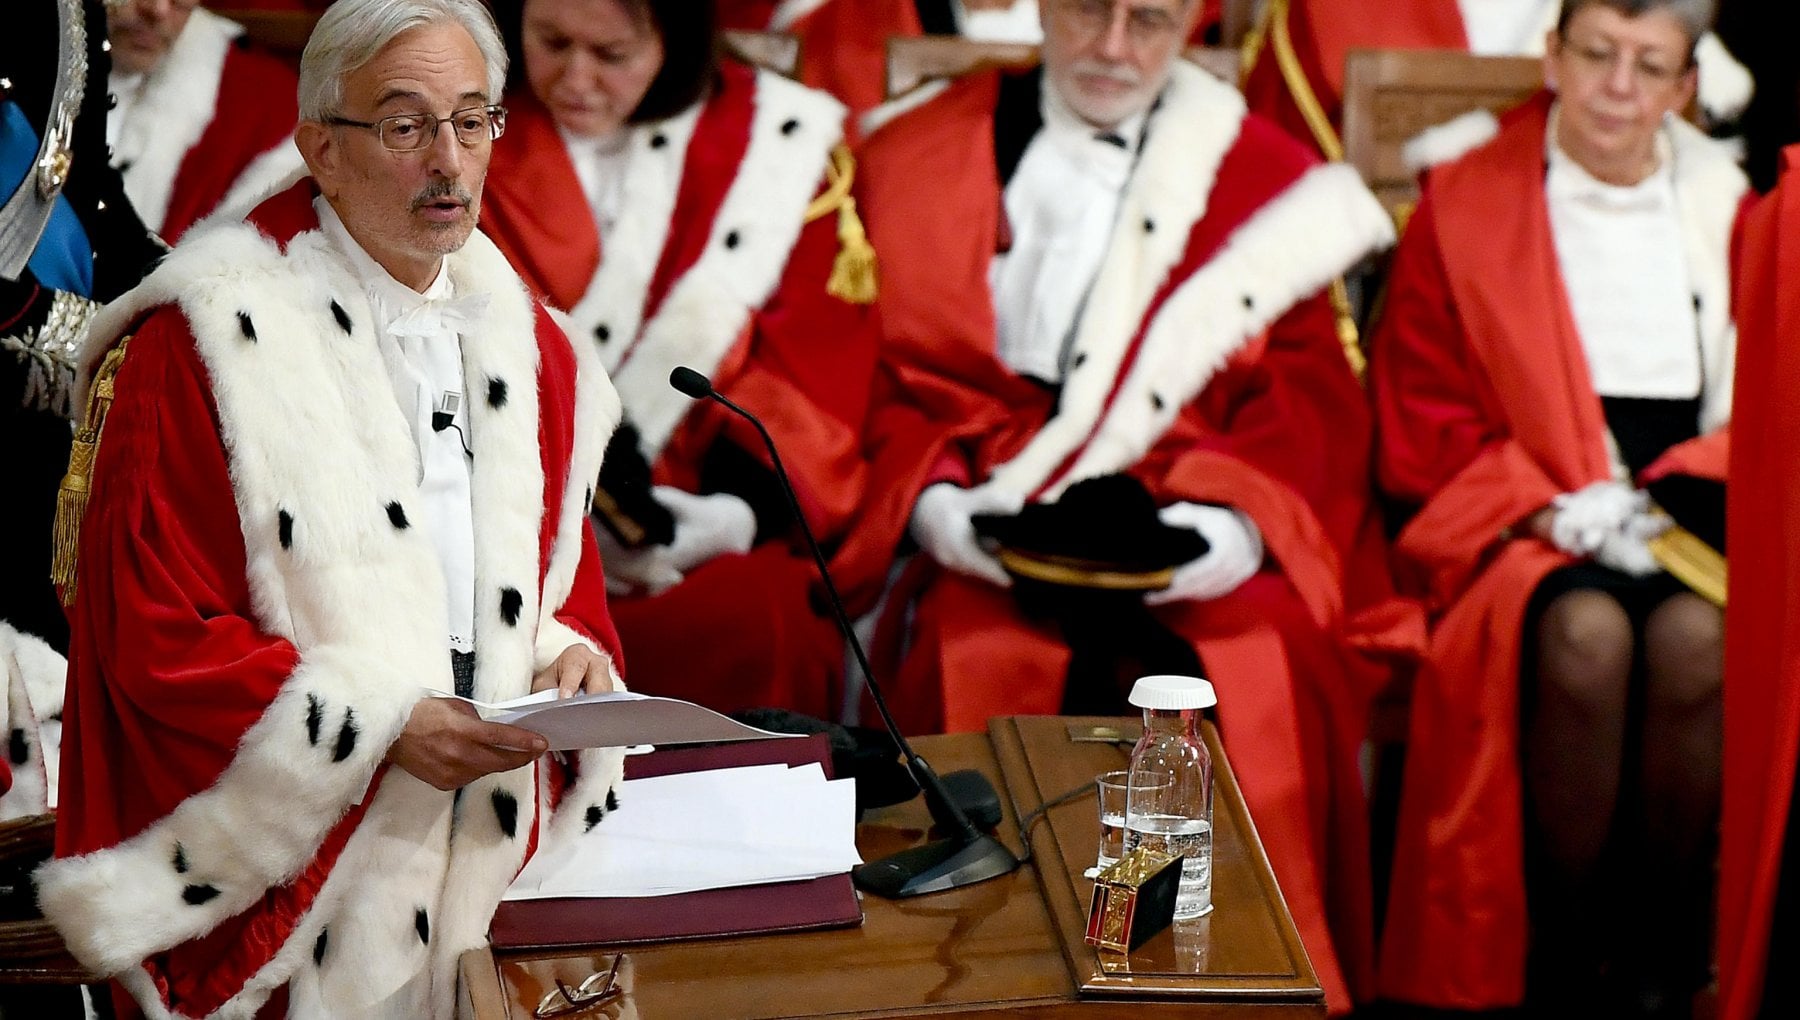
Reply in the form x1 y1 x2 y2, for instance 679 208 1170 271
411 182 474 212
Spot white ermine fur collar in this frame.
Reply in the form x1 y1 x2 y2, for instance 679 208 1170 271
112 7 240 235
41 218 625 1019
566 69 845 462
987 62 1395 500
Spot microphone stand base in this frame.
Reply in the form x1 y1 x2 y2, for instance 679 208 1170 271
852 833 1019 898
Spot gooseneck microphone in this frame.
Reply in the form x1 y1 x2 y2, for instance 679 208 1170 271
669 366 1018 897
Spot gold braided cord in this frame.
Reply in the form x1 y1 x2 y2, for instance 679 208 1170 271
1328 276 1366 380
804 144 878 305
1267 0 1345 162
53 336 130 605
1238 0 1271 89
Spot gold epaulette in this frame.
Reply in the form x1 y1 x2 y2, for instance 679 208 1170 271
803 144 879 305
52 336 131 606
1648 523 1727 608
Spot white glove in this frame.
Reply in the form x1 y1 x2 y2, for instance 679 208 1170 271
1144 502 1265 606
1592 510 1672 577
1549 481 1647 557
658 487 757 573
909 482 1023 587
594 487 756 596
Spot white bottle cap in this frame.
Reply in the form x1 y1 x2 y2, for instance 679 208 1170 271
1128 674 1217 711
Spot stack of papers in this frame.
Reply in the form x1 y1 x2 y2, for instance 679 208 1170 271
505 762 862 900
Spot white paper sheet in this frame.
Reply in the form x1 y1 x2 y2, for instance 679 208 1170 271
505 762 862 900
427 688 797 750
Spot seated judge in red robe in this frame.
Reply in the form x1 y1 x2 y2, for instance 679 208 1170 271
1718 142 1800 1020
850 0 1407 1011
1242 0 1750 162
104 0 305 242
481 0 879 719
1370 1 1746 1010
40 1 629 1015
715 0 1222 146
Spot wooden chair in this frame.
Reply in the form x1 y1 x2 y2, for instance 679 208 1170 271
0 814 92 986
721 29 802 79
207 7 319 61
1339 48 1543 224
1218 0 1259 48
885 37 1243 101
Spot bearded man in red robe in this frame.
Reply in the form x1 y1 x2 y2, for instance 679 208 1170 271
849 0 1406 1011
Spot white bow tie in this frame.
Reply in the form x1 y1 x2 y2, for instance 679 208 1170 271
385 292 491 340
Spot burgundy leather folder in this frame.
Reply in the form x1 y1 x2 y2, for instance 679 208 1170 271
489 734 865 949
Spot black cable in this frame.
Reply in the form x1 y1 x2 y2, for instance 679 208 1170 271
1015 779 1101 865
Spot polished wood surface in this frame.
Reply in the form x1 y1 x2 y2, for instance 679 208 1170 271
721 30 803 79
992 717 1319 1007
1339 49 1543 221
461 718 1324 1018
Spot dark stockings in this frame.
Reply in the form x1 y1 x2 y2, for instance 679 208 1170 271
1524 589 1722 1014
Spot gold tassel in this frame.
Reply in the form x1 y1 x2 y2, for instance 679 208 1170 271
1328 276 1367 380
52 339 130 606
828 194 879 305
805 145 879 305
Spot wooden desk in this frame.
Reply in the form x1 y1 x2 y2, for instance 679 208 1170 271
461 717 1322 1018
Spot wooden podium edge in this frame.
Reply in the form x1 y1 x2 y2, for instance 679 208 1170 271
988 716 1321 1002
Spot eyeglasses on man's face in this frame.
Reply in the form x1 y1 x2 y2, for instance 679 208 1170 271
1054 0 1186 45
326 105 508 152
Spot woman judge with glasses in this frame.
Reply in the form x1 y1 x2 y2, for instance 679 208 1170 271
1369 0 1747 1012
479 0 880 719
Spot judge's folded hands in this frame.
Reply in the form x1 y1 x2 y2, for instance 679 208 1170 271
1144 502 1265 606
1535 480 1671 577
597 486 757 596
388 643 617 791
909 482 1025 587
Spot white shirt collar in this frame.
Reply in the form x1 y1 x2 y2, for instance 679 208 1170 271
1042 78 1148 154
314 195 452 317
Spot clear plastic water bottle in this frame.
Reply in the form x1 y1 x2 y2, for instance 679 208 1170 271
1121 674 1216 919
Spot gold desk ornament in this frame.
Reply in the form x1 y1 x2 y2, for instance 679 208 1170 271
1085 845 1181 953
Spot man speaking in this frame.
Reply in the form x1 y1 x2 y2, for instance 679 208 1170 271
37 0 628 1016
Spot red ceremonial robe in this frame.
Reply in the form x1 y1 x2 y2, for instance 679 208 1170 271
113 8 301 243
853 62 1401 1014
1717 147 1800 1020
715 0 1220 145
43 181 628 1020
1242 0 1472 159
482 62 878 718
1369 94 1744 1009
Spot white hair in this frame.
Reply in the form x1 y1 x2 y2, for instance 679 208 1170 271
298 0 508 120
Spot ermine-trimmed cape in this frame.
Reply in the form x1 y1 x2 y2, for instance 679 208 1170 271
41 181 627 1020
853 60 1405 1015
482 62 881 715
111 8 302 243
